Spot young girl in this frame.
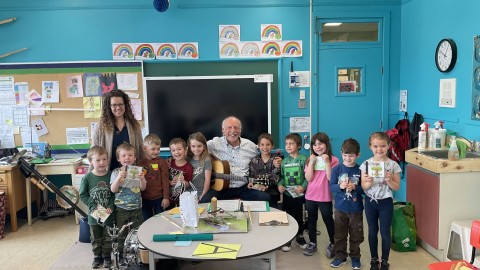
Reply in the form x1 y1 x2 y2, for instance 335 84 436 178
304 132 339 257
187 132 212 203
360 132 401 270
248 133 281 208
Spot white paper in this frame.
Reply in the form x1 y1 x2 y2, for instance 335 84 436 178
66 127 89 145
125 92 139 99
13 105 29 127
0 133 15 148
26 89 43 106
289 117 310 133
400 90 407 112
21 127 39 144
42 81 60 103
0 76 16 106
289 71 310 88
90 122 98 140
130 99 142 120
116 74 138 90
14 82 30 105
0 106 13 126
31 118 49 137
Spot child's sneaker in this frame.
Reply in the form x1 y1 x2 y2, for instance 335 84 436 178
91 256 102 269
303 242 317 256
325 243 334 258
351 257 362 269
102 256 112 268
282 241 292 252
295 235 307 249
370 257 379 270
380 259 389 270
330 258 347 268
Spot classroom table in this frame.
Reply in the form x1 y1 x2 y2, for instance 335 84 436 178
25 158 81 225
137 204 298 270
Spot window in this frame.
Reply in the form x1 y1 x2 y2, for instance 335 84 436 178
321 22 378 43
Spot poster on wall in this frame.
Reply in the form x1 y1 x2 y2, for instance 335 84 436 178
134 43 155 60
66 75 84 98
177 42 199 59
219 42 240 58
219 25 240 41
84 73 102 97
240 42 261 58
41 81 60 103
154 43 177 60
281 40 302 57
261 41 281 57
112 43 135 60
261 24 282 41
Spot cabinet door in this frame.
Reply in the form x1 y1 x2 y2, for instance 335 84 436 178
406 165 440 248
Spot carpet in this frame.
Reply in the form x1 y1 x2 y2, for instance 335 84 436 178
49 241 276 270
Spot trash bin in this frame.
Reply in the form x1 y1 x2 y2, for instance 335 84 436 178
79 217 91 243
0 190 5 240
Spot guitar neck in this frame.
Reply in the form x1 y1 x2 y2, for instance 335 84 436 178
212 172 268 185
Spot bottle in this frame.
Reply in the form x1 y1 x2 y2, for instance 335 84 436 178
448 136 459 160
434 121 442 149
418 122 427 151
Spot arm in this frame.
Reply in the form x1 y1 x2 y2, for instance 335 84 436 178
201 169 212 201
110 168 125 193
385 162 401 191
329 166 343 193
304 155 316 181
138 172 147 191
361 169 374 190
79 176 95 209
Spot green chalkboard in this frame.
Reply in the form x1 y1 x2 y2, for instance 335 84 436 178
143 60 280 144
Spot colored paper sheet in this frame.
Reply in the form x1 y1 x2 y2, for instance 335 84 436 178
83 97 101 118
192 243 241 259
66 75 84 98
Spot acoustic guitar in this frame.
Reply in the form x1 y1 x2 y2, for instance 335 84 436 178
210 159 271 191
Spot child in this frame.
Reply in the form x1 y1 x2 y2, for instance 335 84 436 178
304 132 339 257
168 138 193 205
329 138 364 269
79 146 115 269
248 133 281 208
138 134 170 220
110 143 147 260
360 132 401 270
187 132 212 203
277 133 308 252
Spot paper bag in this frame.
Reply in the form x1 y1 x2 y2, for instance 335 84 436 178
179 187 199 228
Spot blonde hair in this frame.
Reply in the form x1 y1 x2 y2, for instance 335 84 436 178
115 142 136 159
144 133 161 146
169 138 187 149
187 132 211 165
87 145 108 162
368 131 390 145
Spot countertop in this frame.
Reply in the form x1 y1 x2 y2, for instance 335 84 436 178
405 148 480 173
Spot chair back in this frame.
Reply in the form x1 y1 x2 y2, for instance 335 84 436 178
469 220 480 265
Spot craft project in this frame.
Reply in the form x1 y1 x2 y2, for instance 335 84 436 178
219 42 240 58
41 81 59 103
155 43 177 59
261 24 282 41
66 75 84 98
193 243 241 259
83 73 102 97
134 43 155 60
100 73 117 94
285 186 304 198
90 205 111 223
83 97 101 118
240 42 261 57
282 40 302 57
258 211 289 226
112 43 135 60
314 155 326 170
367 161 385 177
261 41 281 57
126 165 144 179
219 25 240 41
177 42 199 59
116 73 138 90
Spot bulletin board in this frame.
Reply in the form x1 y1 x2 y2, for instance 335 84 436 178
0 61 144 147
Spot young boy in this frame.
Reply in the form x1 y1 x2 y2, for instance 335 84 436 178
110 142 146 261
138 134 170 220
79 146 115 269
168 138 193 205
277 133 308 252
329 138 364 269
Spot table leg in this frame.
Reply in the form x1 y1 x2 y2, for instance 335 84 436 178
270 251 276 270
149 251 155 270
26 177 32 226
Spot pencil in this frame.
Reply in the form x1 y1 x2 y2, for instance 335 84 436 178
247 206 252 224
161 215 183 231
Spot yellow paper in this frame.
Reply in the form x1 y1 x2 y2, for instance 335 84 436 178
83 97 102 118
169 206 204 215
192 243 241 259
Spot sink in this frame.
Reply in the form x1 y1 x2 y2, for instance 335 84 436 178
419 150 480 159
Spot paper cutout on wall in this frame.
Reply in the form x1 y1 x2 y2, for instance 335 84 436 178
219 25 240 41
14 82 29 105
177 42 199 59
100 73 117 94
219 42 240 58
31 117 48 137
261 41 281 57
83 97 102 118
134 43 155 60
41 81 60 103
261 24 282 41
116 74 138 91
26 89 43 106
155 43 177 60
84 73 102 97
239 42 261 58
282 40 302 57
66 75 84 98
112 43 135 60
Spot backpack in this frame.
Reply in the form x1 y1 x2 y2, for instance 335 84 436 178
386 112 411 164
408 112 424 149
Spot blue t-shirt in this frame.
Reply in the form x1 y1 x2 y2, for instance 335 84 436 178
330 163 364 213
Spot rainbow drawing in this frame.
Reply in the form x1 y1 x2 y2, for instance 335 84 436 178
219 25 240 41
282 40 302 57
156 43 177 59
134 43 155 59
112 43 134 60
261 24 282 41
261 41 281 57
177 42 198 59
219 42 240 58
240 42 260 57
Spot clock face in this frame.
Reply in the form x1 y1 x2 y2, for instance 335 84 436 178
474 67 480 90
435 39 457 72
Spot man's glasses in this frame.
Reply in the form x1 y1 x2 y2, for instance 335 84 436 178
110 104 125 108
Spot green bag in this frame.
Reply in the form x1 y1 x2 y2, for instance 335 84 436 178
391 201 417 252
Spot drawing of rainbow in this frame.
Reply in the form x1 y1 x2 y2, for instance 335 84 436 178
220 43 240 57
135 44 155 59
220 25 240 40
262 24 281 40
282 41 302 56
240 42 260 57
262 42 281 56
156 43 177 58
113 44 133 59
178 43 198 58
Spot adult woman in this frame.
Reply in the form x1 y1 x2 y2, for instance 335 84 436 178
92 90 144 171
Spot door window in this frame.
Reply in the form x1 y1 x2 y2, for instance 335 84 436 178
321 22 379 43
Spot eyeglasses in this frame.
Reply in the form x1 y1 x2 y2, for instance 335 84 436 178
110 104 125 108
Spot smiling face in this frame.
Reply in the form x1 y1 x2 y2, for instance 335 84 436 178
369 137 389 160
222 117 242 146
285 139 300 156
258 138 274 156
117 149 136 166
170 143 187 162
189 139 204 159
342 152 359 167
144 143 160 160
110 96 125 119
312 140 326 156
91 153 108 174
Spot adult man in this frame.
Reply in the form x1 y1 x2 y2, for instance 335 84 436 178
200 116 272 203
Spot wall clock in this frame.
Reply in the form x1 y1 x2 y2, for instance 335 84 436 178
435 38 457 72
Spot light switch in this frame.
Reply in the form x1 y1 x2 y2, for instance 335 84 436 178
299 90 306 100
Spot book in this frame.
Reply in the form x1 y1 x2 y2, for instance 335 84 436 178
90 205 110 223
209 200 270 212
126 165 144 179
258 211 289 226
367 161 385 178
285 186 304 198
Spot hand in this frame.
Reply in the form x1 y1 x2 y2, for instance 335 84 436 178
170 179 177 186
278 185 285 193
385 172 392 183
106 208 113 214
322 154 330 164
161 198 170 209
346 182 355 192
118 169 127 183
309 154 316 165
273 156 282 168
296 185 304 194
340 180 348 189
247 182 254 189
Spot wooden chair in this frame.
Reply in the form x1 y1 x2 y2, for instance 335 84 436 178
428 220 480 269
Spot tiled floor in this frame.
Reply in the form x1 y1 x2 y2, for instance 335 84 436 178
0 213 439 270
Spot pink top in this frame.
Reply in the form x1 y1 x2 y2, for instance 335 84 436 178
305 156 339 202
